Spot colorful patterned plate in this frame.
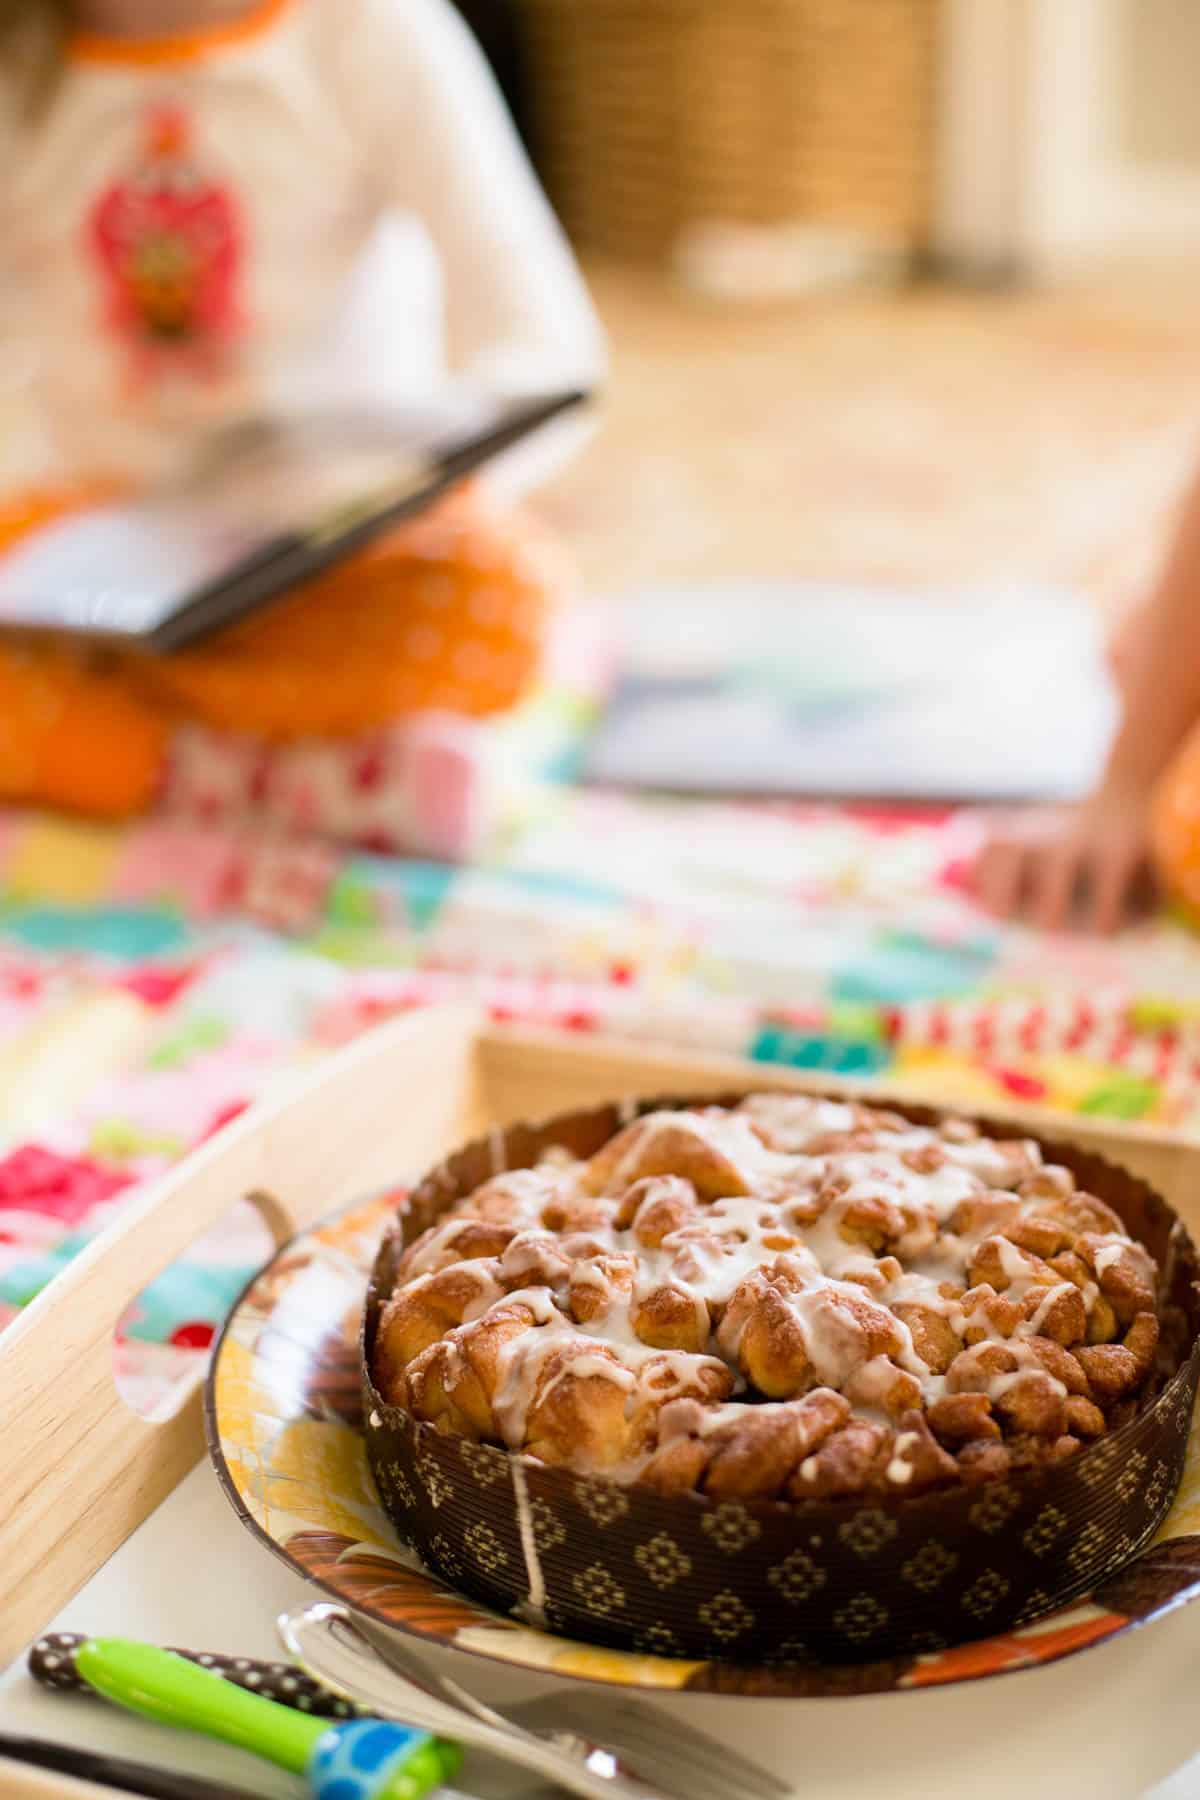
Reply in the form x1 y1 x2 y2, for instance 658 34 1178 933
206 1194 1200 1698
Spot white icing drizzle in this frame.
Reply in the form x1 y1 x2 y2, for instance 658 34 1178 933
493 1286 563 1326
1093 1243 1126 1278
404 1218 486 1277
987 1368 1068 1402
834 1149 979 1223
547 1352 638 1394
741 1093 857 1139
492 1313 569 1446
458 1265 511 1322
393 1096 1154 1478
1026 1282 1076 1336
886 1429 921 1486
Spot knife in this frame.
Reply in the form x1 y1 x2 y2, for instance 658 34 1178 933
0 1732 264 1800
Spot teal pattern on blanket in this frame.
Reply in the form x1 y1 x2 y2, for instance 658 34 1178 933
119 1262 256 1343
0 904 187 958
750 1024 892 1076
832 931 997 1005
0 1247 252 1339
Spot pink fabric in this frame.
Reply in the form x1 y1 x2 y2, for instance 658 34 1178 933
160 713 491 863
111 821 249 916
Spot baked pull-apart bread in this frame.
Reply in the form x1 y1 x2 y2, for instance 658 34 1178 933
371 1097 1163 1499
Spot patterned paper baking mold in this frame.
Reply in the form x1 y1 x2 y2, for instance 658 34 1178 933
362 1093 1200 1664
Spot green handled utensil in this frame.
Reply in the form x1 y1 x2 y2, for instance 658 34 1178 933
75 1638 463 1800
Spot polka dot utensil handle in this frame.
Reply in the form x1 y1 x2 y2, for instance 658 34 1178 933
74 1639 463 1800
30 1631 357 1719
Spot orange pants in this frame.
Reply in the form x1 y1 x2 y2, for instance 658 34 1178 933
1153 726 1200 919
0 483 561 818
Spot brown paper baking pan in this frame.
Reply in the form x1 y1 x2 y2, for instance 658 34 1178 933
362 1090 1200 1665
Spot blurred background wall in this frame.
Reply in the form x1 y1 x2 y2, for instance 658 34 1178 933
943 0 1200 276
439 0 1200 614
454 0 1200 287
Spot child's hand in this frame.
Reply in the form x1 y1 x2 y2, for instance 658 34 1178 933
1107 601 1149 699
971 780 1156 933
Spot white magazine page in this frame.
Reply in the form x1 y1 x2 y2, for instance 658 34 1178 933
584 584 1119 804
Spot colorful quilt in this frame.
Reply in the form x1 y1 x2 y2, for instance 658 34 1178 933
5 780 1200 1417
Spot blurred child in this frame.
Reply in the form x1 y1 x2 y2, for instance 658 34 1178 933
973 457 1200 932
0 0 603 843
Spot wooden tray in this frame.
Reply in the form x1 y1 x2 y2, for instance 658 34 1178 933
5 1004 1200 1668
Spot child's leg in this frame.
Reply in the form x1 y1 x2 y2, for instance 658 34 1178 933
134 485 566 740
0 488 167 816
1152 720 1200 919
0 640 167 816
164 711 490 861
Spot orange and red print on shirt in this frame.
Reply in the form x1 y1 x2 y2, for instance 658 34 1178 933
87 102 243 386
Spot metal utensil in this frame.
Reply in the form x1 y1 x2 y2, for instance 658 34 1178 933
280 1605 788 1800
348 1616 787 1800
279 1604 679 1800
509 1695 788 1800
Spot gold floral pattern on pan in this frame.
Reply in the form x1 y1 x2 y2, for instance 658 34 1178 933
700 1503 761 1555
634 1534 693 1590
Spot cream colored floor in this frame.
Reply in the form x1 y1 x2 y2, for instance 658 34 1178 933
543 263 1200 617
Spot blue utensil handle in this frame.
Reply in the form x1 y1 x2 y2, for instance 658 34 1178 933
308 1718 462 1800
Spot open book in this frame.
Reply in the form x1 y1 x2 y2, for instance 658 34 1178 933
0 389 587 654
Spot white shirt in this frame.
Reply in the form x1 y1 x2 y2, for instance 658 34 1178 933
0 0 604 493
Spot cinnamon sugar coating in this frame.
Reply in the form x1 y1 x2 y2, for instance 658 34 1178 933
371 1096 1163 1497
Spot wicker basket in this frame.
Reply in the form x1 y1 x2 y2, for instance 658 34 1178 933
518 0 941 264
